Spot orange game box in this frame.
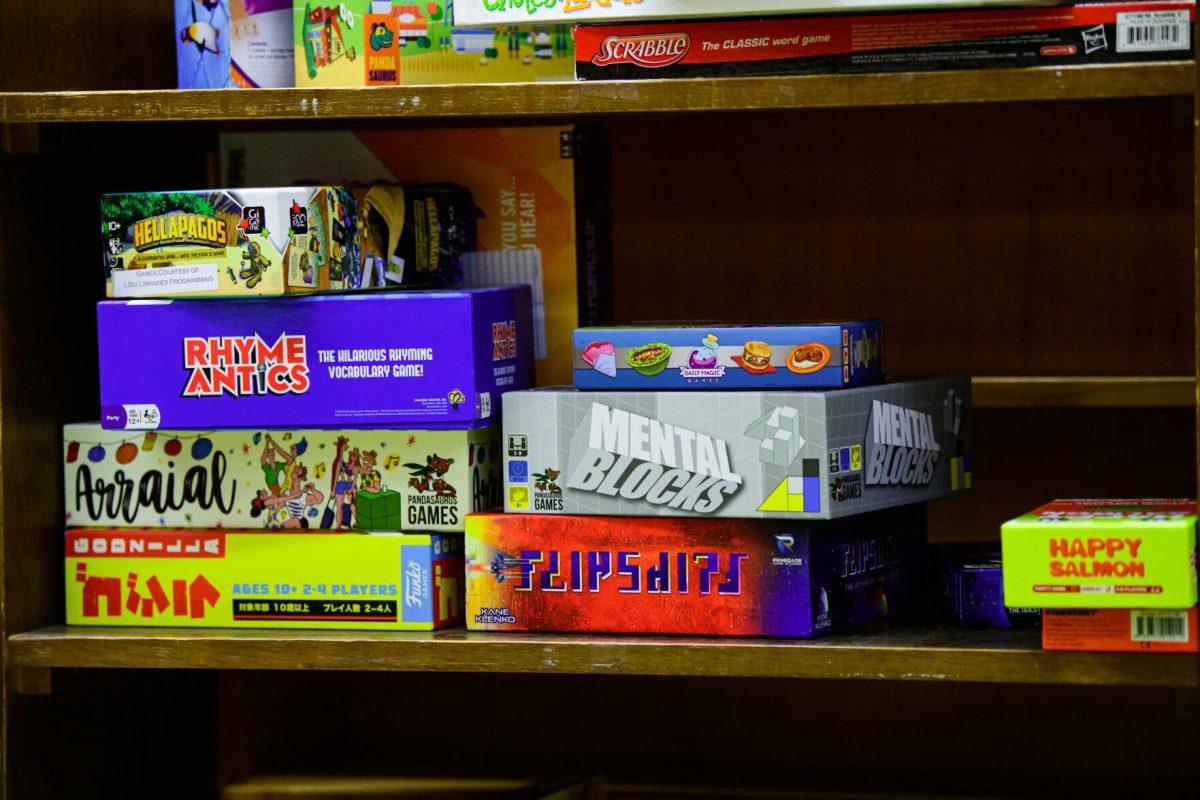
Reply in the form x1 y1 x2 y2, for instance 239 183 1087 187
1042 607 1199 653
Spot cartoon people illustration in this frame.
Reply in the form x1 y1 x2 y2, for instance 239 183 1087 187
330 436 362 529
406 454 456 497
240 241 270 289
359 450 382 493
258 433 295 496
251 459 324 529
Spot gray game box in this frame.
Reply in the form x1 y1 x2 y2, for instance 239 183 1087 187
502 377 971 519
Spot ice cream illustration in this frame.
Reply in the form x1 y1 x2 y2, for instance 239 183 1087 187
582 340 616 378
688 334 719 369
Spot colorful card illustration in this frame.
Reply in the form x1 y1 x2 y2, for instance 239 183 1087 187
574 321 883 389
176 0 295 89
66 529 463 630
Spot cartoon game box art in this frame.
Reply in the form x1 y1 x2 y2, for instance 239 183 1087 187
176 0 295 89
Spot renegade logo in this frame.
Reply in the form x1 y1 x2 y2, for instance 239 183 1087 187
133 213 234 252
182 334 310 398
592 33 690 68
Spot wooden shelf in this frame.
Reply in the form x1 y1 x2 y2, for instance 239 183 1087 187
9 620 1198 688
0 62 1192 124
971 376 1195 408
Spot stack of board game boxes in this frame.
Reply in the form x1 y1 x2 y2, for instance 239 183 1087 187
66 186 537 631
467 321 978 638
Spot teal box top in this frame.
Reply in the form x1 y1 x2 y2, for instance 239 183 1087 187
573 321 883 390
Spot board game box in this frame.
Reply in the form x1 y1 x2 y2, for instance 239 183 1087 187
573 321 882 390
466 507 925 638
102 185 475 299
98 285 533 431
1001 500 1198 609
65 529 463 631
574 2 1194 81
502 378 971 520
1042 607 1198 653
64 423 500 533
177 0 295 89
295 1 573 87
936 544 1039 629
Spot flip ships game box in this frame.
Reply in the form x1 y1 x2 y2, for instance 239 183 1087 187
466 507 925 638
65 529 463 631
502 378 971 520
98 285 533 431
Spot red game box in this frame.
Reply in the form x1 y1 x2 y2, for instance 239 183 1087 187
1042 607 1199 653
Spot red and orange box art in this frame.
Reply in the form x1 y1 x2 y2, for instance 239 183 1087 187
1042 607 1198 654
466 507 925 638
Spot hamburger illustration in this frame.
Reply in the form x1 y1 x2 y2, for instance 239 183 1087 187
733 340 774 374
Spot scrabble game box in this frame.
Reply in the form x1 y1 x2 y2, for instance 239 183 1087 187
936 544 1039 629
64 423 499 533
466 507 925 638
66 529 463 631
502 378 971 520
1042 607 1199 653
1001 500 1198 609
98 285 533 431
573 321 882 390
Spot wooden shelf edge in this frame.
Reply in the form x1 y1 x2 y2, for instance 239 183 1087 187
0 62 1192 123
971 376 1195 408
8 625 1197 688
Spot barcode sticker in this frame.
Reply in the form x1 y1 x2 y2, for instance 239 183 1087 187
1130 610 1189 642
1116 10 1190 53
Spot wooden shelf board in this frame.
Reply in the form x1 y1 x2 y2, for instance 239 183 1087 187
971 376 1195 407
0 62 1192 124
8 621 1198 688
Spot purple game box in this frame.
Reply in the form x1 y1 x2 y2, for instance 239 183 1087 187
98 286 534 430
936 543 1041 630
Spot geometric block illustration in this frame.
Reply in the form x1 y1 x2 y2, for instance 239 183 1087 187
745 405 804 467
757 459 821 513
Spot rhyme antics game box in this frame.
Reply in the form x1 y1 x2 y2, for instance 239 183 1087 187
573 321 882 390
466 507 925 638
1001 500 1198 609
98 286 533 431
936 544 1039 629
574 2 1194 80
503 378 971 520
1042 607 1199 654
65 529 463 631
64 423 500 533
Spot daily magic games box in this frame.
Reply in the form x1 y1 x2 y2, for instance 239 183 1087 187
64 423 499 533
503 378 971 520
98 285 533 430
467 508 925 637
66 529 463 631
1001 500 1199 608
574 2 1195 80
294 1 573 87
574 321 882 390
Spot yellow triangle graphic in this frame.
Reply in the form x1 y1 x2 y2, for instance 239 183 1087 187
757 478 792 512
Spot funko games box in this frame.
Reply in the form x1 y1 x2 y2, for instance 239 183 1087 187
503 378 971 520
574 321 882 390
65 529 463 631
177 0 295 89
1001 500 1199 609
102 185 475 299
1042 607 1199 653
466 507 925 638
64 422 500 533
98 285 533 431
936 544 1039 629
574 3 1194 81
295 1 573 87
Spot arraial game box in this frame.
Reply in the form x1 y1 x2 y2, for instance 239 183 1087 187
502 378 971 520
574 2 1194 81
294 1 573 87
64 423 500 533
936 544 1039 629
98 285 533 431
466 507 925 638
177 0 295 89
1001 500 1199 609
1042 607 1198 654
65 529 463 631
573 321 882 390
102 185 475 298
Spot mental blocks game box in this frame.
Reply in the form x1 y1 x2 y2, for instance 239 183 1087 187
66 529 463 631
466 507 926 638
98 286 533 431
574 321 882 390
1001 500 1198 609
64 423 500 533
502 378 971 520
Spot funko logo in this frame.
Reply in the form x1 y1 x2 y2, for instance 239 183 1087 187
592 33 691 68
182 333 310 398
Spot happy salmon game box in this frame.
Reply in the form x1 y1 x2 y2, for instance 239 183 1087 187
98 286 533 431
503 378 971 520
466 507 925 638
